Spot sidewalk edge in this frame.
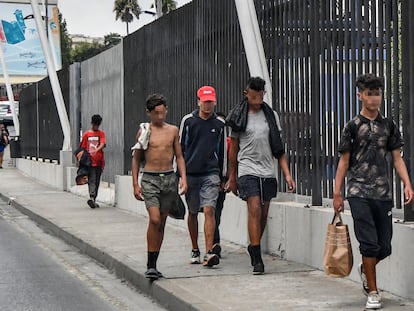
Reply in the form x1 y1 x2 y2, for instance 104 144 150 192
0 193 214 311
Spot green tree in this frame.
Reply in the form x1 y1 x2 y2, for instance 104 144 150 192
104 33 122 48
152 0 177 16
113 0 141 35
59 13 72 67
70 41 104 63
160 0 177 15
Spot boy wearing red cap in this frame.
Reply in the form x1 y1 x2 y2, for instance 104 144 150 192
179 86 227 267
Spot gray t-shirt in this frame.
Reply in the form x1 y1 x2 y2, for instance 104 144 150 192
230 109 282 178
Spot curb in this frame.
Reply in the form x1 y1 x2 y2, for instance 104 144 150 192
0 193 215 311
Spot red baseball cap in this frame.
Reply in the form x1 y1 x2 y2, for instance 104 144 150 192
197 86 216 102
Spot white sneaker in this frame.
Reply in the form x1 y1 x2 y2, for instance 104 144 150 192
366 291 382 309
358 263 369 296
190 249 200 264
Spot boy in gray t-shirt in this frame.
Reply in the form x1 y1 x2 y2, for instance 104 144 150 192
226 77 295 275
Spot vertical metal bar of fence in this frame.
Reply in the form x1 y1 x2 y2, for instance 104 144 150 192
297 1 305 195
350 0 357 118
304 1 311 196
378 1 384 82
363 1 370 73
343 0 351 129
310 0 322 205
401 0 414 221
320 0 329 198
371 0 377 75
392 1 402 209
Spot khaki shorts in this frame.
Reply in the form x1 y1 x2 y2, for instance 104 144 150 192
141 171 178 214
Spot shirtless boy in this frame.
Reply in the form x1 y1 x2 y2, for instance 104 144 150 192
132 94 187 279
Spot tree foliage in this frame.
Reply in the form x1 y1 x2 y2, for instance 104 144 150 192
152 0 178 16
70 41 104 63
59 13 72 67
104 33 122 47
113 0 141 35
160 0 177 15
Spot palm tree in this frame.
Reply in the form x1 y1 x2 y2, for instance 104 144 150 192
113 0 141 35
153 0 177 17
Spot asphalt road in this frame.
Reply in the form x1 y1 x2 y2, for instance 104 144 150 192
0 199 166 311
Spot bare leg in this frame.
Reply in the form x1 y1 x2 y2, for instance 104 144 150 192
260 202 270 239
247 196 262 245
187 212 199 250
147 207 163 251
203 205 215 252
363 256 380 292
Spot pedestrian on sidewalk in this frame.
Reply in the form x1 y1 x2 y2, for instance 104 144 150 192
225 77 295 275
333 73 414 310
132 94 187 280
179 86 227 267
213 112 231 258
80 114 106 209
0 123 9 169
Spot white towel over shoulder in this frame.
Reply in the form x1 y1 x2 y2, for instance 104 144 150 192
131 122 150 155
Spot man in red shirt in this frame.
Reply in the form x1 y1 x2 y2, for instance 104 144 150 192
80 114 106 209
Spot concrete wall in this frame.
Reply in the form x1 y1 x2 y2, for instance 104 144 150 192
16 158 64 190
16 151 73 191
80 44 124 183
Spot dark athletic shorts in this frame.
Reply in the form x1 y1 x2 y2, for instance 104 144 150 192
238 175 277 202
348 197 393 260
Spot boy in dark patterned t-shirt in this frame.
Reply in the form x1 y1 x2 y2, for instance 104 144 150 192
333 74 414 310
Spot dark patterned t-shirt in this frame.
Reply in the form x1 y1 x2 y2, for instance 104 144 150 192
338 114 403 201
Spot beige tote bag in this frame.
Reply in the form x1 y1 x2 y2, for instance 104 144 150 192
323 212 353 277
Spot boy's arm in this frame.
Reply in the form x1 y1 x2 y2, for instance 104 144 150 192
174 128 187 195
392 149 414 205
218 126 227 181
278 153 295 192
95 131 106 152
225 137 239 195
132 129 144 201
333 152 350 212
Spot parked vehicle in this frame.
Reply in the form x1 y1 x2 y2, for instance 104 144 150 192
0 101 19 125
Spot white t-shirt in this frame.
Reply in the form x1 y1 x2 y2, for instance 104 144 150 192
230 109 282 178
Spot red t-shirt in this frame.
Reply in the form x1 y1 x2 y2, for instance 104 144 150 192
80 130 106 168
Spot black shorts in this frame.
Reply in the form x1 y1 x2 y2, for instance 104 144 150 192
348 197 393 260
238 175 277 202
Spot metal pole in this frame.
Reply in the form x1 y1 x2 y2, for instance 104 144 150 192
310 0 322 206
234 0 273 106
30 0 71 151
401 0 414 221
0 43 20 136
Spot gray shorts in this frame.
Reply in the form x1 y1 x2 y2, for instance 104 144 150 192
141 171 178 214
185 174 220 214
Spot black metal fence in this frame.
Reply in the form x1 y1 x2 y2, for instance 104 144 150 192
123 0 248 173
257 0 404 207
18 69 70 161
15 0 414 218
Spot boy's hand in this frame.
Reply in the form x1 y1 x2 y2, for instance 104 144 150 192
179 179 188 195
286 178 295 193
225 178 238 196
333 193 344 213
404 187 414 205
133 185 144 201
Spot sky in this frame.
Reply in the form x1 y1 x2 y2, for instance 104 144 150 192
57 0 192 38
